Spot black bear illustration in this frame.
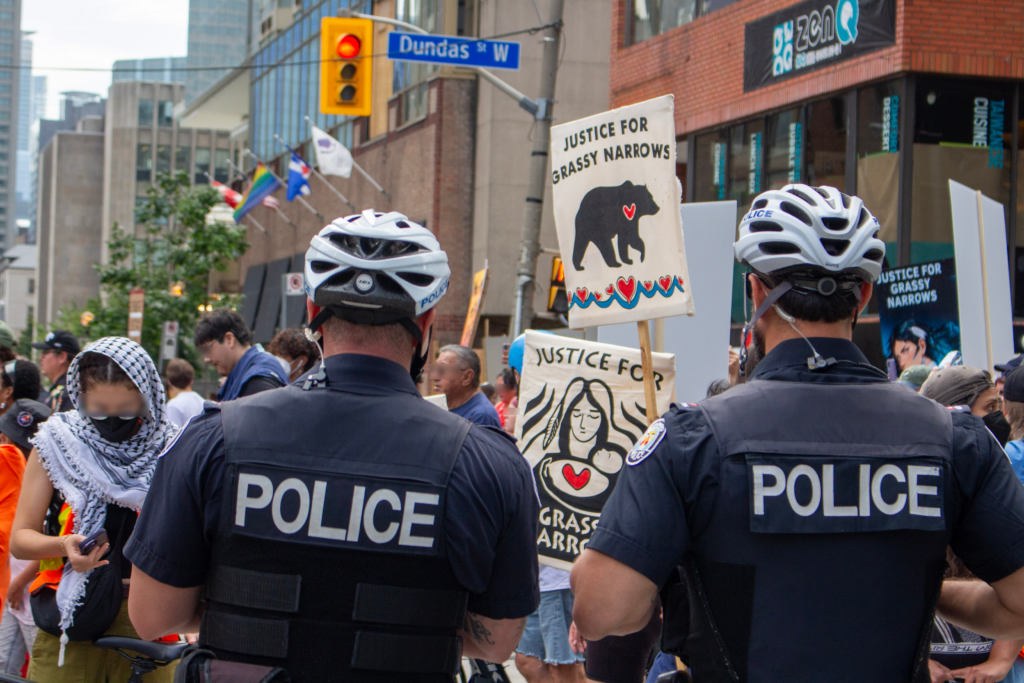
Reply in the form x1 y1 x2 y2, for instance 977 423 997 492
572 181 660 271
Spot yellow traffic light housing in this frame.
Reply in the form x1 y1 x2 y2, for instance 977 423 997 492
320 17 374 116
547 256 568 314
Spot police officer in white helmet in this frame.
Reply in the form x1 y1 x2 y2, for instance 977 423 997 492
570 185 1024 682
123 211 541 682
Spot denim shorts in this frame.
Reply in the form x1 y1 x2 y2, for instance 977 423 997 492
516 589 586 665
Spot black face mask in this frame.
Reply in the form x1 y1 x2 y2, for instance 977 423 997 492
983 410 1011 447
89 416 139 443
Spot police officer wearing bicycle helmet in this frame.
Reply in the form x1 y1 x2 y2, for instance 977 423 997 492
571 185 1024 682
124 211 541 682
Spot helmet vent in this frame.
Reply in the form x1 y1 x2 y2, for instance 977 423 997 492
328 234 424 259
752 199 769 209
820 239 850 256
310 260 337 274
812 187 834 208
840 193 852 208
780 201 812 226
864 249 884 262
396 271 435 287
760 241 801 255
787 188 818 206
857 209 870 228
395 221 410 228
325 270 356 287
821 217 848 232
376 273 405 295
381 240 425 257
749 221 783 233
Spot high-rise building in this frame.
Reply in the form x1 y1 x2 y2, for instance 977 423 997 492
0 0 22 253
30 74 43 122
185 0 252 104
16 34 42 224
113 57 187 84
16 31 28 151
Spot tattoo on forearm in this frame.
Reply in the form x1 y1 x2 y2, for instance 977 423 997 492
463 613 495 645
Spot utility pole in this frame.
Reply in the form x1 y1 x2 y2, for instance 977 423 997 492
511 0 565 338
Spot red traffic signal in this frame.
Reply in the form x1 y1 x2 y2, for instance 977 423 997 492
336 34 362 59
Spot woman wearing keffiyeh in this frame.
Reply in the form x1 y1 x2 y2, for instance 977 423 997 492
11 337 179 682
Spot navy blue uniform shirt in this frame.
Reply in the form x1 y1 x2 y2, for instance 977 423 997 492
126 353 541 620
450 391 502 429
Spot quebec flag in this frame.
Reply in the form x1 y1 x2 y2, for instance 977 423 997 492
287 153 312 201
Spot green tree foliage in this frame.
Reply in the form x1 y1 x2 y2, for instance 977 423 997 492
15 313 34 359
54 171 249 366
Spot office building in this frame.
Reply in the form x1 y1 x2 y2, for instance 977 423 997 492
185 0 252 103
179 0 611 353
0 243 35 334
0 0 21 252
113 57 187 84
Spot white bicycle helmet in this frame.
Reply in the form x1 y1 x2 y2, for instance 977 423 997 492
304 209 450 326
734 184 886 283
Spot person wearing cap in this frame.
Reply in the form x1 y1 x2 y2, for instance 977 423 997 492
996 355 1023 397
898 364 933 392
31 331 80 413
920 366 1011 446
1000 368 1024 486
0 323 17 365
571 184 1024 680
124 211 540 681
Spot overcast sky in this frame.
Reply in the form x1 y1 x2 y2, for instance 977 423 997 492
23 0 190 118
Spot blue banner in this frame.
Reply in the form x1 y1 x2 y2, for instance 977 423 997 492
387 31 520 70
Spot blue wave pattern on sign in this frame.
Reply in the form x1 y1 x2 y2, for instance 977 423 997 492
569 278 687 311
386 31 521 70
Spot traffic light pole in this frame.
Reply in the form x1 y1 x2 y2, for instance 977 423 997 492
341 5 566 336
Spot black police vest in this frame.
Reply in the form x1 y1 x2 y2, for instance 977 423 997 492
202 384 472 683
679 379 954 683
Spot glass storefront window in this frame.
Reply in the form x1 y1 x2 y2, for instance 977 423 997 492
728 119 765 221
806 97 846 191
857 81 901 257
765 108 803 190
693 130 729 203
156 146 171 174
214 150 230 183
631 0 697 44
195 148 211 184
136 144 152 182
158 101 174 127
911 78 1012 265
176 146 191 176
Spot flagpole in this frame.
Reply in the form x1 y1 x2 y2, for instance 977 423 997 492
245 149 326 223
305 116 391 202
274 134 357 214
226 160 299 229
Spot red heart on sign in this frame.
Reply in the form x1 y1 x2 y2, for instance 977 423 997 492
616 276 637 301
623 203 636 220
677 276 685 288
594 292 602 301
643 280 654 292
606 285 615 296
562 463 591 490
658 275 672 292
576 287 588 303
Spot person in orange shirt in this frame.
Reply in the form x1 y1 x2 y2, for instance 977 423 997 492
0 399 49 674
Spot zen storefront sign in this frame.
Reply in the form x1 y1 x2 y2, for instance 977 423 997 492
743 0 895 92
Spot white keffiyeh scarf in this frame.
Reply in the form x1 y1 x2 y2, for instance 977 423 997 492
30 337 179 641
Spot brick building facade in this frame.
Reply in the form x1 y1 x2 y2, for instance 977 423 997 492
611 0 1024 361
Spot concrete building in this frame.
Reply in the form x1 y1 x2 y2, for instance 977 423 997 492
0 0 22 253
101 81 235 263
113 57 187 84
0 242 35 334
36 121 104 327
180 0 611 356
185 0 253 103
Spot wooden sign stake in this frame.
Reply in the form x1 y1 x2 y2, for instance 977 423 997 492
976 190 994 373
637 321 658 426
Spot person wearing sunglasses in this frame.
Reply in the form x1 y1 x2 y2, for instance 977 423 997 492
11 337 179 682
31 331 81 413
0 360 42 417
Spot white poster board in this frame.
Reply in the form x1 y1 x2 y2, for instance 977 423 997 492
550 95 695 328
949 179 1013 371
600 201 737 402
516 331 675 570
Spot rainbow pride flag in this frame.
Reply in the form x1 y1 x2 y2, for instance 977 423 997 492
233 164 281 222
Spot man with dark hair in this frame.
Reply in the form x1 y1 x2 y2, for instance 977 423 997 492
31 330 80 412
126 211 539 682
432 344 501 428
571 184 1024 680
164 359 205 427
194 309 285 400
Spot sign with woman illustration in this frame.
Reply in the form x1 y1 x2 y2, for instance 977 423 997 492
516 331 675 570
550 95 696 329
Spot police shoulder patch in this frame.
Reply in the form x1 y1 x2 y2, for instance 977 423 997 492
627 419 667 466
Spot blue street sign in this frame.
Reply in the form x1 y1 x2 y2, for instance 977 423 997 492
387 31 520 70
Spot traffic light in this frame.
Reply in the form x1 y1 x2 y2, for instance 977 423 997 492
320 17 374 116
548 256 568 314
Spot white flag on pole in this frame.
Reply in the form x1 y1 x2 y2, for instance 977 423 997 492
311 125 354 178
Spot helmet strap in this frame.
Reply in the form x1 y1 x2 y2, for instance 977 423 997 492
401 318 430 383
739 280 792 378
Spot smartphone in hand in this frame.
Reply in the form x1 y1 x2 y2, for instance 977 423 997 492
79 529 109 555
